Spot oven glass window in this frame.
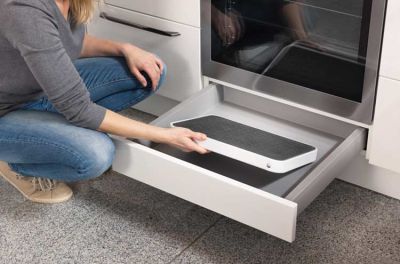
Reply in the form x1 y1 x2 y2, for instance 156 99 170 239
211 0 373 102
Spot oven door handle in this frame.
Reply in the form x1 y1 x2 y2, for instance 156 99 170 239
99 12 181 37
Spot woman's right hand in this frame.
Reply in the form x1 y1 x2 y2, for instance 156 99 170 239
98 110 208 154
156 127 209 154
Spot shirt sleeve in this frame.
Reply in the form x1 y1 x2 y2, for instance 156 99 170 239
1 1 106 130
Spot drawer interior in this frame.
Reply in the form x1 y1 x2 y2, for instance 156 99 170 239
143 84 357 197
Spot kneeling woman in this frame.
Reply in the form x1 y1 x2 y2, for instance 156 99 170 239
0 0 208 203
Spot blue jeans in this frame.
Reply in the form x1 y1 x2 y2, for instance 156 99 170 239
0 57 166 182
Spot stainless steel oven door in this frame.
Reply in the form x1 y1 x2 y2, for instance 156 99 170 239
201 0 387 125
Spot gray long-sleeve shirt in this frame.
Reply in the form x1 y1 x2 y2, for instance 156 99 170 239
0 0 106 129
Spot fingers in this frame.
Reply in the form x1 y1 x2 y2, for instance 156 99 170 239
232 16 242 42
187 131 208 154
232 10 245 40
176 129 208 154
133 64 160 90
127 51 164 90
144 63 161 90
132 68 147 87
222 15 240 46
190 132 207 142
155 57 164 72
165 127 209 154
184 139 209 154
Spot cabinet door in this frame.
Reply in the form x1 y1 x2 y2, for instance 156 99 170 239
88 5 202 102
369 77 400 173
380 0 400 80
104 0 200 27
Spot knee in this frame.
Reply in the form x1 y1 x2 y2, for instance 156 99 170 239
76 134 115 181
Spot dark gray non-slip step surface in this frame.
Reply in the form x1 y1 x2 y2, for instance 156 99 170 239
173 115 316 161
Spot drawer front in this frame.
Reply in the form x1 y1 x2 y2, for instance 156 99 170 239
104 0 200 27
113 138 298 242
88 6 202 102
111 85 366 242
380 0 400 81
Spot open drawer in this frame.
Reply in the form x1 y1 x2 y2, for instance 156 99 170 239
112 84 366 242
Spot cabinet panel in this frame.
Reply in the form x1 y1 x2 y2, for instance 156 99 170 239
104 0 200 27
88 5 202 102
380 0 400 80
369 77 400 173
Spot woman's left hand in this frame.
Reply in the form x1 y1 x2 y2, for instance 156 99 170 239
121 44 164 90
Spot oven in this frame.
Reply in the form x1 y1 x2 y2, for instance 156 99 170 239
202 0 387 124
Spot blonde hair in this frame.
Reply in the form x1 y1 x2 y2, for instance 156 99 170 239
69 0 95 24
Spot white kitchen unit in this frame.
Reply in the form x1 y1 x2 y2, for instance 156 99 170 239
368 77 400 173
378 0 400 81
88 1 201 115
102 0 200 27
88 0 400 242
368 0 400 173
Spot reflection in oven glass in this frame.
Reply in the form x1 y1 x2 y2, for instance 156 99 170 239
211 0 372 102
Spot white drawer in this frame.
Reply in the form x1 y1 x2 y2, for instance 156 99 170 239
104 0 200 27
112 85 366 242
88 5 201 102
380 0 400 81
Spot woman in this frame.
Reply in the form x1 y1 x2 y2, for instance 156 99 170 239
0 0 208 204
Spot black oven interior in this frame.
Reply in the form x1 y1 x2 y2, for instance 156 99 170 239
211 0 373 103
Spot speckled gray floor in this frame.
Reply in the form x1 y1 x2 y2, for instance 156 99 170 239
1 109 399 264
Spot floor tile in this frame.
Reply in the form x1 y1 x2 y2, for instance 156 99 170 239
171 180 400 264
86 170 142 204
0 174 28 202
0 176 115 263
329 187 400 264
43 181 220 264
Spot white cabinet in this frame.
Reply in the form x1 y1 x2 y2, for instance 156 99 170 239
112 84 365 242
88 4 202 103
379 0 400 81
369 77 400 173
368 0 400 173
104 0 200 27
